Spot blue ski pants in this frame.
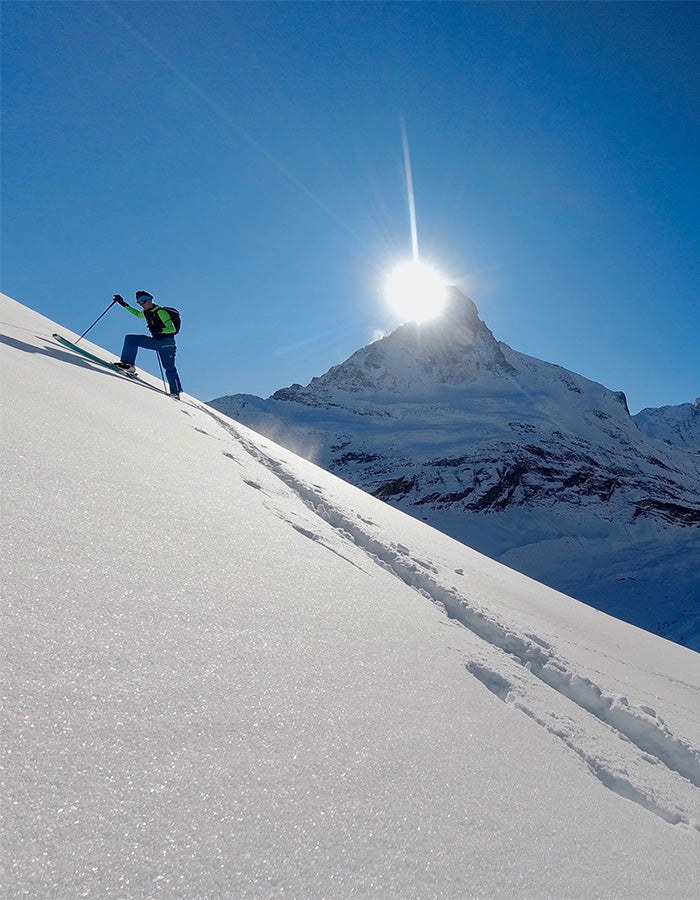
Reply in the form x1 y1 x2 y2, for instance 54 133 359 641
121 334 182 395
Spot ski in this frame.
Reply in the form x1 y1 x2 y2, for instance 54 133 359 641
52 333 177 397
52 333 140 378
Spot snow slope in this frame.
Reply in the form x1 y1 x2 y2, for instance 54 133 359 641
210 290 700 648
634 398 700 454
2 292 700 898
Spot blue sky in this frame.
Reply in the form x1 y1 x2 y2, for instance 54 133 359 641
2 1 698 412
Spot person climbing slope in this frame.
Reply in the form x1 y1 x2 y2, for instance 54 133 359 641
113 291 183 398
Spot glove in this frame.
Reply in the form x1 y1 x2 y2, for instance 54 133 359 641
113 294 127 306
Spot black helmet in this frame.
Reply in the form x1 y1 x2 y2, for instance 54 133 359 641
135 290 154 301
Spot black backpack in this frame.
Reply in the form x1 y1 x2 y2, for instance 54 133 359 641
161 306 181 334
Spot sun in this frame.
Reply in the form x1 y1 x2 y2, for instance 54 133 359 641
386 260 447 323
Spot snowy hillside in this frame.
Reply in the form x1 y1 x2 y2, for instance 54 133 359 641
634 397 700 454
210 289 700 649
2 292 700 898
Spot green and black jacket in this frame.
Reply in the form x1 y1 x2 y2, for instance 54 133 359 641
124 304 177 338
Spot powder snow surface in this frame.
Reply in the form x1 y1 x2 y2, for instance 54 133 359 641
2 293 700 898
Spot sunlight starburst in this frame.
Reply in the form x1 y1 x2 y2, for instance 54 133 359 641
386 259 447 323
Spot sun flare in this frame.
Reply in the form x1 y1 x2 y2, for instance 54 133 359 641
386 260 447 323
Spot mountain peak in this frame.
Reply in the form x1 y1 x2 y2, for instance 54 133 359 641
634 396 700 453
394 286 493 351
272 288 514 403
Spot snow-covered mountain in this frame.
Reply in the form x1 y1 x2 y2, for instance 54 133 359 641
634 397 700 454
3 291 700 897
210 288 700 649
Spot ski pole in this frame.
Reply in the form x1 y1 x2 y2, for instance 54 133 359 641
156 353 167 393
76 298 118 343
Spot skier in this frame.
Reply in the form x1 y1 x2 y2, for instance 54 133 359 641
113 291 183 398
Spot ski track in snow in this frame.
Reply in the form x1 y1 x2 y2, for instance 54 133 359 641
196 402 700 832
